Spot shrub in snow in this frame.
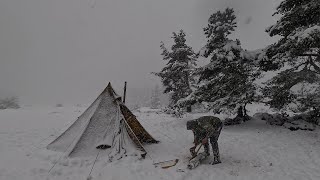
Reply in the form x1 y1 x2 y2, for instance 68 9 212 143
253 113 287 126
267 113 287 126
254 112 316 131
305 111 320 125
290 112 320 126
224 115 252 126
224 117 242 126
253 113 273 121
56 103 63 107
162 106 184 118
0 97 20 109
290 114 308 122
283 120 315 131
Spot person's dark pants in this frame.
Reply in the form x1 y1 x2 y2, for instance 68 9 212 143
204 126 222 163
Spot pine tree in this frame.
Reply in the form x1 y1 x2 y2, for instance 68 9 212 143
180 8 261 114
153 30 197 108
150 84 161 109
261 0 320 112
0 96 20 109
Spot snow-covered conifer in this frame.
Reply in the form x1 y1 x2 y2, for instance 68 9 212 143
261 0 320 111
180 8 260 114
153 30 197 107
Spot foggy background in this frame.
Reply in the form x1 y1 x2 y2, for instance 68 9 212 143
0 0 281 107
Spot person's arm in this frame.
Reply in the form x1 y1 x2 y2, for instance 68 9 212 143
192 131 199 145
190 131 200 156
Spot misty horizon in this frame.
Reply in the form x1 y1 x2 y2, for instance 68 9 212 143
0 0 281 106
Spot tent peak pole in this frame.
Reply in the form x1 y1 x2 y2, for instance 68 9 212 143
123 81 127 104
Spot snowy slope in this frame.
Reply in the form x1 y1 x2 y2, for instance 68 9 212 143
0 106 320 180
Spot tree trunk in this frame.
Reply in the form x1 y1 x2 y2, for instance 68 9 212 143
187 105 192 112
185 69 192 113
237 106 244 117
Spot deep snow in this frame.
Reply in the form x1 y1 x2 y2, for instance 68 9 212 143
0 106 320 180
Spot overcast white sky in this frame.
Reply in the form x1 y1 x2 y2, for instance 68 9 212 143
0 0 281 105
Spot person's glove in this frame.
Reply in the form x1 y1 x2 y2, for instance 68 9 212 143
201 137 208 145
189 146 196 157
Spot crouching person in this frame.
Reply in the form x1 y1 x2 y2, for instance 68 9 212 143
187 116 223 165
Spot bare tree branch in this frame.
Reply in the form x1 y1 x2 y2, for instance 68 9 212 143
309 56 320 73
299 54 320 57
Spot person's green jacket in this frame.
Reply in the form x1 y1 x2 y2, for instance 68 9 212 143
193 116 222 142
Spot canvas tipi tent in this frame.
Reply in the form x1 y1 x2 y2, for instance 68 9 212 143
47 83 158 158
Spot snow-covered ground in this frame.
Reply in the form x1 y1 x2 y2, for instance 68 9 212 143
0 106 320 180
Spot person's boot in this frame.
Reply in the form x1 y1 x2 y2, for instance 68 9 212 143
211 155 221 165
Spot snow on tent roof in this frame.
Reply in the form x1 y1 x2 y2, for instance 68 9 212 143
47 83 158 158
